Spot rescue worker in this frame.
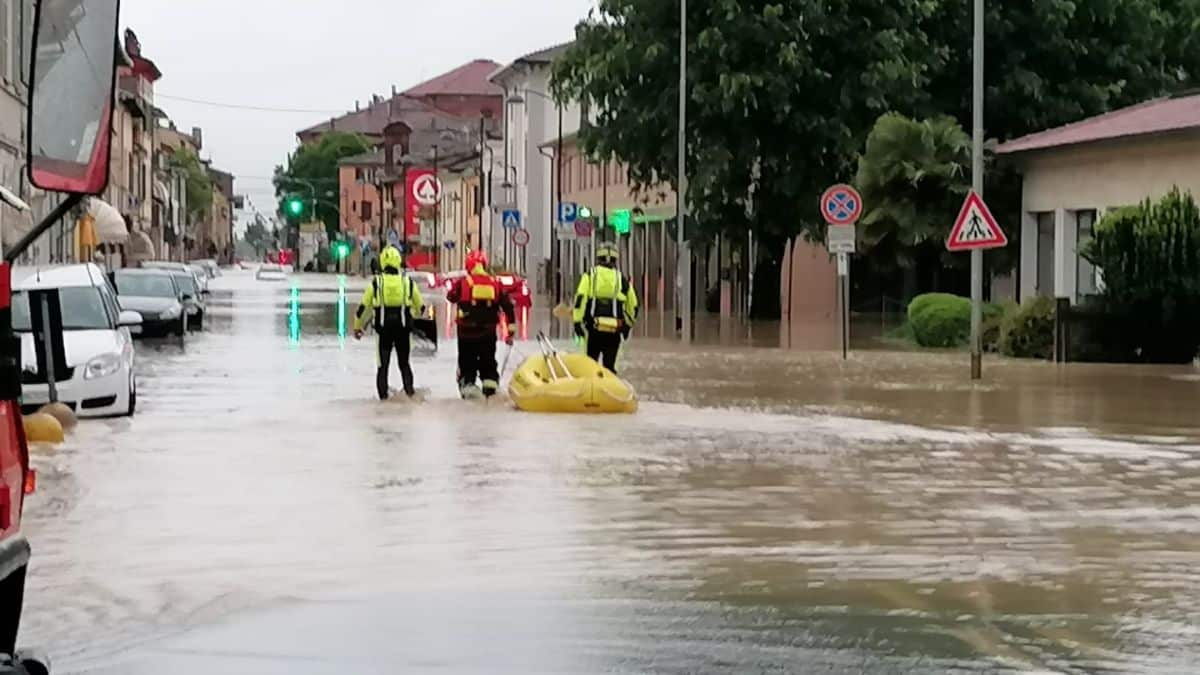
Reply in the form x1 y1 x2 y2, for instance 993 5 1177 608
573 242 639 373
353 245 425 399
447 250 515 399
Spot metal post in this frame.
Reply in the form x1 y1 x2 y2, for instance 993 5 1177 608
838 253 849 360
555 101 563 304
677 0 691 343
40 294 57 403
970 0 984 380
434 144 440 271
478 115 486 257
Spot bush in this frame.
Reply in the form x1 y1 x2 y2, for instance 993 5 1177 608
1083 189 1200 363
999 296 1055 359
907 293 971 347
981 301 1014 353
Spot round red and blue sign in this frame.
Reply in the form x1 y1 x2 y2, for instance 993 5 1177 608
820 184 863 226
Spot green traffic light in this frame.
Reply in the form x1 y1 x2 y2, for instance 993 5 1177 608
334 242 350 259
286 198 303 216
609 209 631 234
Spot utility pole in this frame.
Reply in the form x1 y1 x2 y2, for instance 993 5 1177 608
677 0 691 343
970 0 984 380
555 101 563 304
433 143 440 271
478 115 486 256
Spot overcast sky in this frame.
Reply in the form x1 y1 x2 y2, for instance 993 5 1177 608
121 0 594 232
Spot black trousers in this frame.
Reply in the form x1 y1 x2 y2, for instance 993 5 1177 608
377 326 414 399
586 330 623 373
458 334 499 394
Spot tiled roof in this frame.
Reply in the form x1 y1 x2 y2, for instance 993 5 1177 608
996 93 1200 155
490 41 574 83
297 95 463 139
403 60 503 97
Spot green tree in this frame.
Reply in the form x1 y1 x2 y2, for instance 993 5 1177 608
553 0 1200 246
553 0 940 245
169 148 212 220
855 113 970 297
274 131 371 238
1083 189 1200 363
242 216 272 255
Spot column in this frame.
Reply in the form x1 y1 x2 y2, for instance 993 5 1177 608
1019 211 1038 302
1053 207 1076 301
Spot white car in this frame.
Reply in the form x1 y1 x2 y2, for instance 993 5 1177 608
256 263 287 281
12 264 142 417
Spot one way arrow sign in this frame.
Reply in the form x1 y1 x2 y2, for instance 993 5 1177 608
947 191 1008 252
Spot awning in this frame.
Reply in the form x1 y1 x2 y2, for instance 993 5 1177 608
87 198 128 243
128 230 156 260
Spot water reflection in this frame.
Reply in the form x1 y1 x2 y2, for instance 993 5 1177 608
19 270 1200 673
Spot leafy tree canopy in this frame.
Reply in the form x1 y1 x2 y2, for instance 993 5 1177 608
553 0 1200 245
169 148 213 219
275 131 371 237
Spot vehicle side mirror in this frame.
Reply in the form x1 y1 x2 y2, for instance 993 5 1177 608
117 310 143 327
27 0 122 195
201 289 211 296
181 293 193 302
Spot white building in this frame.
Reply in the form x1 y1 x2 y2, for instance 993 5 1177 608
996 93 1200 305
489 43 581 294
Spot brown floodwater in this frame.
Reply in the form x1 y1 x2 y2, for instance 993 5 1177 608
17 270 1200 673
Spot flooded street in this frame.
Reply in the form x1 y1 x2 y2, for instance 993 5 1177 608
17 271 1200 673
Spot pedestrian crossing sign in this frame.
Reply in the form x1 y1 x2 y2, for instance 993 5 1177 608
947 190 1008 251
502 209 522 230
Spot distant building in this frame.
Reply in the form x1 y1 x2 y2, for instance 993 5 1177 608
996 92 1200 305
296 60 503 146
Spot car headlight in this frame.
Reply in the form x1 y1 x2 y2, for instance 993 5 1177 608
84 353 122 380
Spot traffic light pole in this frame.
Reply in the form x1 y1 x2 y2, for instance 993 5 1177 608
970 0 984 380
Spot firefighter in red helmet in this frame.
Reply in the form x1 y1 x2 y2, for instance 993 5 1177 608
447 249 515 399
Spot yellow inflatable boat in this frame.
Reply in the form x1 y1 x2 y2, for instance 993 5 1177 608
509 338 637 414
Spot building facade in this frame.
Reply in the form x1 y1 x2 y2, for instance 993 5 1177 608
996 93 1200 305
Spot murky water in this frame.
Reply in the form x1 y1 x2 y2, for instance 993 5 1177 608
17 271 1200 673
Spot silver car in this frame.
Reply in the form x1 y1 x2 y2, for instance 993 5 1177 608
114 269 188 337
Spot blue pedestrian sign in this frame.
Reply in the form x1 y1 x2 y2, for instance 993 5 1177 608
557 202 578 224
501 209 522 230
387 229 400 245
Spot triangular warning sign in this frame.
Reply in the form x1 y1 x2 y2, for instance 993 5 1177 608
947 190 1008 251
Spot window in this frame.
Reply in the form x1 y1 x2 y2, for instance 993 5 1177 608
361 201 373 221
1036 212 1056 296
1076 209 1098 297
355 168 365 183
12 287 113 331
115 273 177 299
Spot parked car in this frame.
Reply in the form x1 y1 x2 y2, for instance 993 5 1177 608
142 261 208 291
113 269 187 337
190 259 221 279
11 264 141 417
256 263 287 282
170 271 207 330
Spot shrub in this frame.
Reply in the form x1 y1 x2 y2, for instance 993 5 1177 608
907 293 971 347
999 296 1056 359
981 301 1014 353
1082 189 1200 363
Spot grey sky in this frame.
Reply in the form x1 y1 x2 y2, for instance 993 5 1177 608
120 0 594 232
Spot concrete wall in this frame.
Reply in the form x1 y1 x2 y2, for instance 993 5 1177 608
1010 131 1200 303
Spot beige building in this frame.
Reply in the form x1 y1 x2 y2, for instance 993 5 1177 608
996 93 1200 304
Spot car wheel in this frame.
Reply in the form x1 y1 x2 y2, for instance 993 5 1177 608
124 376 137 417
0 565 26 656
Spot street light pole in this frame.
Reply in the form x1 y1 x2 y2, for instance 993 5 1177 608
433 143 440 272
677 0 691 343
970 0 984 380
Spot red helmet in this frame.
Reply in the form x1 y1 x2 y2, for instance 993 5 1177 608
465 250 489 272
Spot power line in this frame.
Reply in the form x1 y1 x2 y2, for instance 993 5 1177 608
155 93 348 115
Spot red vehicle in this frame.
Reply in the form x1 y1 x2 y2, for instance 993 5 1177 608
437 271 532 310
0 2 124 672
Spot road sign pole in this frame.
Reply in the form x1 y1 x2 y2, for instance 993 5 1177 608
970 0 984 380
837 252 849 360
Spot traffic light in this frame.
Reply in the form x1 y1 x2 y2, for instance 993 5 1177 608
285 197 304 217
609 209 631 235
333 241 350 260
